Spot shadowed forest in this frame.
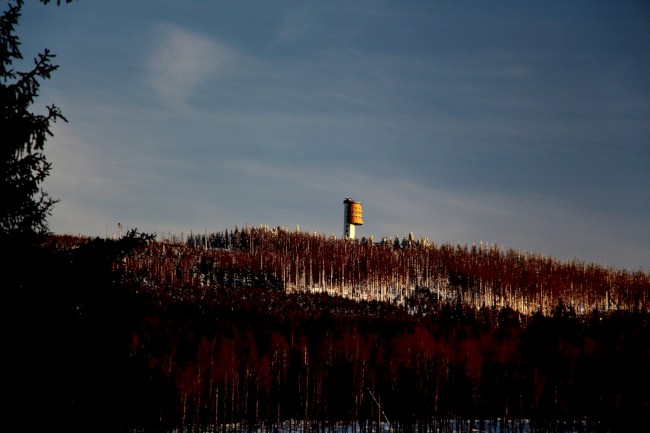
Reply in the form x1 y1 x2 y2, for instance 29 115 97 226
5 227 649 433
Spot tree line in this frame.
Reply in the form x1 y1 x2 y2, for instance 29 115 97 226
124 225 648 316
5 230 647 432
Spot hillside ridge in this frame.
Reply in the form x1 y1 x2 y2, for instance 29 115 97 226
57 225 649 316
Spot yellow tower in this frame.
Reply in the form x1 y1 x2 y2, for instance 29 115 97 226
343 198 363 239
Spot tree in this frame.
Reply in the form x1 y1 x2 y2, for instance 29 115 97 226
1 0 71 238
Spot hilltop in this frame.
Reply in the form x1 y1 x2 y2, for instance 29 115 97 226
123 225 648 316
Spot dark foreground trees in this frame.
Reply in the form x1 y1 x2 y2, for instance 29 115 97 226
6 234 650 433
0 0 71 238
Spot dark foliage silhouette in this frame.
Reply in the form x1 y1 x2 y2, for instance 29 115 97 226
1 0 69 238
7 229 648 432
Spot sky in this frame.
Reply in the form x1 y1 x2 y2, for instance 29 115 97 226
16 0 650 271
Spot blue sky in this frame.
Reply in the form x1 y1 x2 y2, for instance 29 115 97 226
17 1 649 270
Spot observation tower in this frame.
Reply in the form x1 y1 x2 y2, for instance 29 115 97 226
343 198 363 240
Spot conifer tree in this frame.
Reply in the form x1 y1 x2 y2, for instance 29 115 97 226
0 0 69 238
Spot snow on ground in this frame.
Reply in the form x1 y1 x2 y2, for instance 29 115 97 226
169 419 606 433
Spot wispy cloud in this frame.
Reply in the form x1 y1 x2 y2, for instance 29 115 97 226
146 23 234 110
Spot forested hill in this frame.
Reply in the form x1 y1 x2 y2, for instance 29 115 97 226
133 225 647 316
5 228 650 433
